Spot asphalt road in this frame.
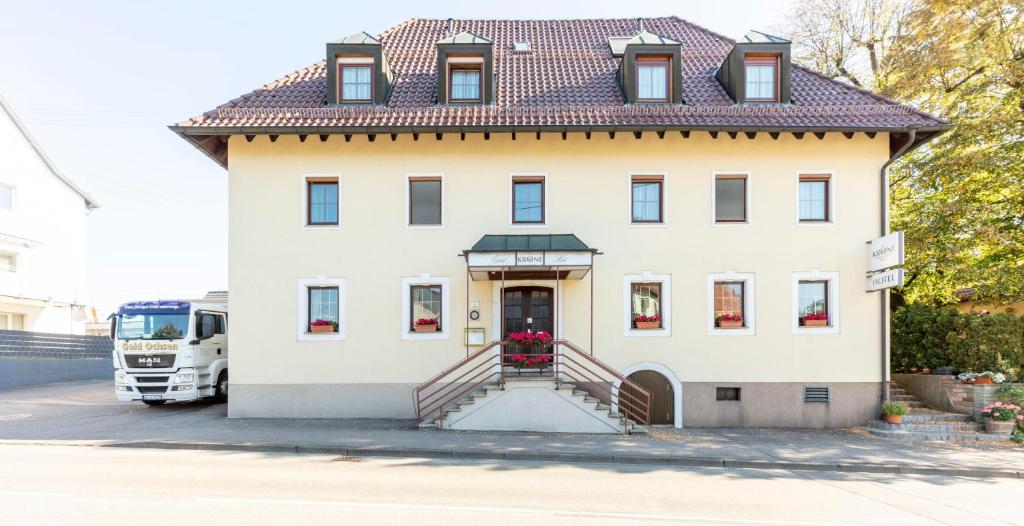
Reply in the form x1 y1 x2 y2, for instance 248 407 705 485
1 444 1021 525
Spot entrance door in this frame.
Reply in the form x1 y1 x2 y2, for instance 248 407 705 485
502 286 553 337
623 370 674 425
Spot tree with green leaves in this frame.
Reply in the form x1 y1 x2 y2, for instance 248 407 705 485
781 0 1024 306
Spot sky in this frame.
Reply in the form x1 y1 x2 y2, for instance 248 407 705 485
0 0 794 313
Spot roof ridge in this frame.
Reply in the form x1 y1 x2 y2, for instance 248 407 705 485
666 15 734 45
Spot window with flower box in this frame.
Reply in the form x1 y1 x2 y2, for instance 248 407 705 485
624 274 671 336
707 273 755 335
296 277 346 341
402 276 450 341
792 272 839 334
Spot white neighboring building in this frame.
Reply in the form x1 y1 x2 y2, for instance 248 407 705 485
0 93 97 334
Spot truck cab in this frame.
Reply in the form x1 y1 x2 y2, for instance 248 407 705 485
111 292 228 406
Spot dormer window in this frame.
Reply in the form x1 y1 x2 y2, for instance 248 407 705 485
744 54 779 102
325 31 393 106
636 56 670 102
448 57 483 102
715 31 791 105
436 31 493 105
338 58 374 103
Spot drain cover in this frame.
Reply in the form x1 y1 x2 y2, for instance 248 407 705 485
331 456 365 462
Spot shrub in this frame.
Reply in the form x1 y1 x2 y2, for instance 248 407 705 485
891 304 1024 374
881 402 908 416
997 384 1024 406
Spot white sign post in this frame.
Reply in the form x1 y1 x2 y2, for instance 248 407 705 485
866 268 904 292
867 231 904 273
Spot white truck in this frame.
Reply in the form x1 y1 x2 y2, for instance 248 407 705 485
111 292 228 406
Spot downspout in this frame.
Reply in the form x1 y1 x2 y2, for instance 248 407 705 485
879 126 917 403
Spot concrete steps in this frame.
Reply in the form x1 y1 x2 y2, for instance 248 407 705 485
867 381 1011 443
419 379 641 434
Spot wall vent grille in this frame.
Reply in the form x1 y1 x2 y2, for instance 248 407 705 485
804 386 830 403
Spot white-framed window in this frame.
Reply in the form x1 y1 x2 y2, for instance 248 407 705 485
706 272 756 336
791 271 840 335
509 173 547 228
0 253 16 273
401 275 450 341
296 277 346 341
629 173 667 226
0 184 12 211
623 273 671 337
797 172 834 224
712 172 751 225
405 173 444 228
301 174 341 228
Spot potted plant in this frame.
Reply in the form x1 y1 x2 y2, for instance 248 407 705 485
716 313 743 329
309 319 337 333
509 353 553 375
880 402 908 425
980 402 1022 434
957 371 978 384
800 313 829 327
506 332 554 374
413 318 438 332
634 314 661 330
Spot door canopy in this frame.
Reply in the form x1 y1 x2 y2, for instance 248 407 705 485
463 234 596 281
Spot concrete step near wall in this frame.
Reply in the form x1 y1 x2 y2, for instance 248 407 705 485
418 379 644 434
868 381 1011 443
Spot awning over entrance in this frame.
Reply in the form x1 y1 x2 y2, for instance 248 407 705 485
462 234 596 281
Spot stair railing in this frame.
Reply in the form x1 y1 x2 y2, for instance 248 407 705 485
413 338 651 433
553 340 651 431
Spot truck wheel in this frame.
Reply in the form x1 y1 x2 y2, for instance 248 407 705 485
213 371 228 403
142 400 166 406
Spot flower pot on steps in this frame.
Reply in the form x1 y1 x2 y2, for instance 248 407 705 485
984 420 1015 434
974 377 993 384
883 414 903 425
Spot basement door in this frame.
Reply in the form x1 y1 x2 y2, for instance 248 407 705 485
624 370 674 425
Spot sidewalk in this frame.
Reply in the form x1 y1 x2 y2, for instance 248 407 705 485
2 381 1022 479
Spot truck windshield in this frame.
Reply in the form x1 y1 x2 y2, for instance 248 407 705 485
117 314 189 341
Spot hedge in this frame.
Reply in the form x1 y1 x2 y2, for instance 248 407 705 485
891 304 1024 375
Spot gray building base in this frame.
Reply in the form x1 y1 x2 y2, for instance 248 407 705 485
0 358 113 391
681 382 882 428
229 383 419 419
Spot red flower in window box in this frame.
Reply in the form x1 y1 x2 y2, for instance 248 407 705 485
509 352 553 368
716 313 744 328
413 318 439 332
800 313 829 327
633 314 661 330
309 319 338 333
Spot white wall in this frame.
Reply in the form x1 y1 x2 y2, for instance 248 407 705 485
0 103 90 333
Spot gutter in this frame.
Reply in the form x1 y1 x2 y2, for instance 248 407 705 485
879 126 918 403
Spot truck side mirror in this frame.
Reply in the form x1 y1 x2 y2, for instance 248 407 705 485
108 314 116 340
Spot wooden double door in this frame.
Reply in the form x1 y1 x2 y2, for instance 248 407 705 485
502 286 553 337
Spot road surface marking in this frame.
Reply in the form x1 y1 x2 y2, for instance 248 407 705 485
0 413 31 421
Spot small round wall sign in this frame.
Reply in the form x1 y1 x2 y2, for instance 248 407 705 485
469 310 480 320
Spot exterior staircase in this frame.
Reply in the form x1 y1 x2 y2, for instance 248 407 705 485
868 381 1009 442
418 378 645 434
413 339 651 434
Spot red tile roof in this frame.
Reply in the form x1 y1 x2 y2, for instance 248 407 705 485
173 17 948 165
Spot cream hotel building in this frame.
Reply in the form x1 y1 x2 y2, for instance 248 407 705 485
173 17 947 432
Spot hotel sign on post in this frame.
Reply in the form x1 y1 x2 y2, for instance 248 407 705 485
865 231 905 291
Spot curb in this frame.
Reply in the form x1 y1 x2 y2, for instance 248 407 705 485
97 440 1023 480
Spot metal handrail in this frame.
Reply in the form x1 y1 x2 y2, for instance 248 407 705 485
412 339 651 431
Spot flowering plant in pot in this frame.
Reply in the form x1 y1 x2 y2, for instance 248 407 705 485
309 319 338 333
880 402 908 424
509 353 553 369
413 318 439 332
506 332 553 373
980 401 1022 434
716 313 743 329
800 313 828 327
633 314 661 330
